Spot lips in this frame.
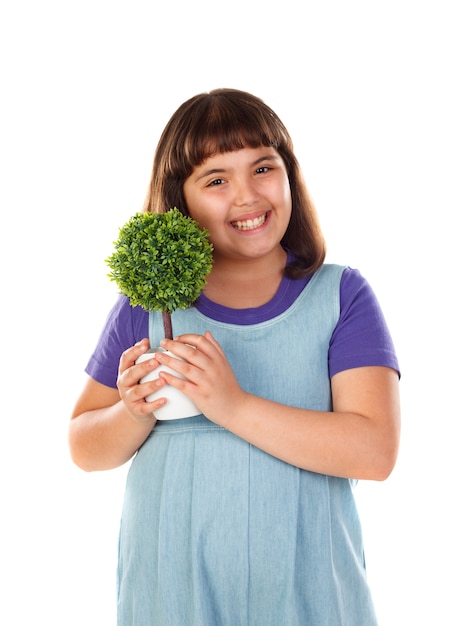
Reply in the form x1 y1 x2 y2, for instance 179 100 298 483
231 212 267 231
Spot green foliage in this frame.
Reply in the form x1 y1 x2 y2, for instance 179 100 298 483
106 209 213 314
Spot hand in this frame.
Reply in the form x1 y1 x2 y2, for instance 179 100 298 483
117 338 168 423
155 331 248 426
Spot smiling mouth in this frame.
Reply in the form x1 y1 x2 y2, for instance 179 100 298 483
231 212 268 231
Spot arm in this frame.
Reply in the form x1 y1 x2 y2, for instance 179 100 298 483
155 333 400 480
221 365 400 480
69 339 168 472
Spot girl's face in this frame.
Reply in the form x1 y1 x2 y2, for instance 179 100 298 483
183 146 292 264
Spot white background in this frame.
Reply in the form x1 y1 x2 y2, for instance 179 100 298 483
1 1 458 624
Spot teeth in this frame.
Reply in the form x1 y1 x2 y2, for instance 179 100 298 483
232 213 267 231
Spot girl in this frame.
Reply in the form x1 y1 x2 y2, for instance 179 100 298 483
69 88 400 625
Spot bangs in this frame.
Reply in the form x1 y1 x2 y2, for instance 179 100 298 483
179 91 290 171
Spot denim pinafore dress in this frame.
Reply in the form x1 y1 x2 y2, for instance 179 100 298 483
117 264 378 625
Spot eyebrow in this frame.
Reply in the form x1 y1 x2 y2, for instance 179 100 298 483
195 154 280 182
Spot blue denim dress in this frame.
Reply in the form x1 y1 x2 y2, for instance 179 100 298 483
117 264 378 625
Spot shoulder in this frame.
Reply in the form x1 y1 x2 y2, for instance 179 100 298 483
94 296 149 350
338 266 385 321
328 266 400 377
108 292 141 316
85 296 149 388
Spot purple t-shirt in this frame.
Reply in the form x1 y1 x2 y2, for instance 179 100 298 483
85 265 399 389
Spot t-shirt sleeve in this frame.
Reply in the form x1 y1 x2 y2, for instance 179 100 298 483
329 267 400 378
85 295 149 388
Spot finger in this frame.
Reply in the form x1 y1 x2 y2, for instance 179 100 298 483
119 356 162 393
203 330 225 357
120 370 168 421
162 333 220 359
140 377 169 404
153 349 197 380
129 392 167 423
118 338 150 374
158 339 202 365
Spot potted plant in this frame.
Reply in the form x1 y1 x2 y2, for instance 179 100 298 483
106 208 213 419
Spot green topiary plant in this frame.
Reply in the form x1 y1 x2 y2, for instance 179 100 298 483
106 208 213 340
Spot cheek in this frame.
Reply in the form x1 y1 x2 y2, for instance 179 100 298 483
183 186 213 225
270 173 291 213
185 203 217 234
281 185 293 219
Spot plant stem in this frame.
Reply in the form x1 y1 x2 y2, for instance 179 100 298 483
162 311 173 340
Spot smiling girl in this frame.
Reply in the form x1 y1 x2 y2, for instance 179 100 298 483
69 88 400 625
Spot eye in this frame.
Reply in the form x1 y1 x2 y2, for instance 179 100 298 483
255 166 271 174
208 178 225 186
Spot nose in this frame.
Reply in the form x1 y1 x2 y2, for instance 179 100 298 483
233 175 260 207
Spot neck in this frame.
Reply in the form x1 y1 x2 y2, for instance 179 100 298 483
203 248 287 308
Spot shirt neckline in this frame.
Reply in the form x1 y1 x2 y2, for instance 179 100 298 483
194 270 309 325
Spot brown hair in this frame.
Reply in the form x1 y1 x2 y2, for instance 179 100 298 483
143 88 326 277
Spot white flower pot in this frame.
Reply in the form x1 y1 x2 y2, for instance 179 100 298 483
136 349 201 420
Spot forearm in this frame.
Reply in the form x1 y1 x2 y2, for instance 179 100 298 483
69 401 156 472
219 394 398 480
151 336 401 480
